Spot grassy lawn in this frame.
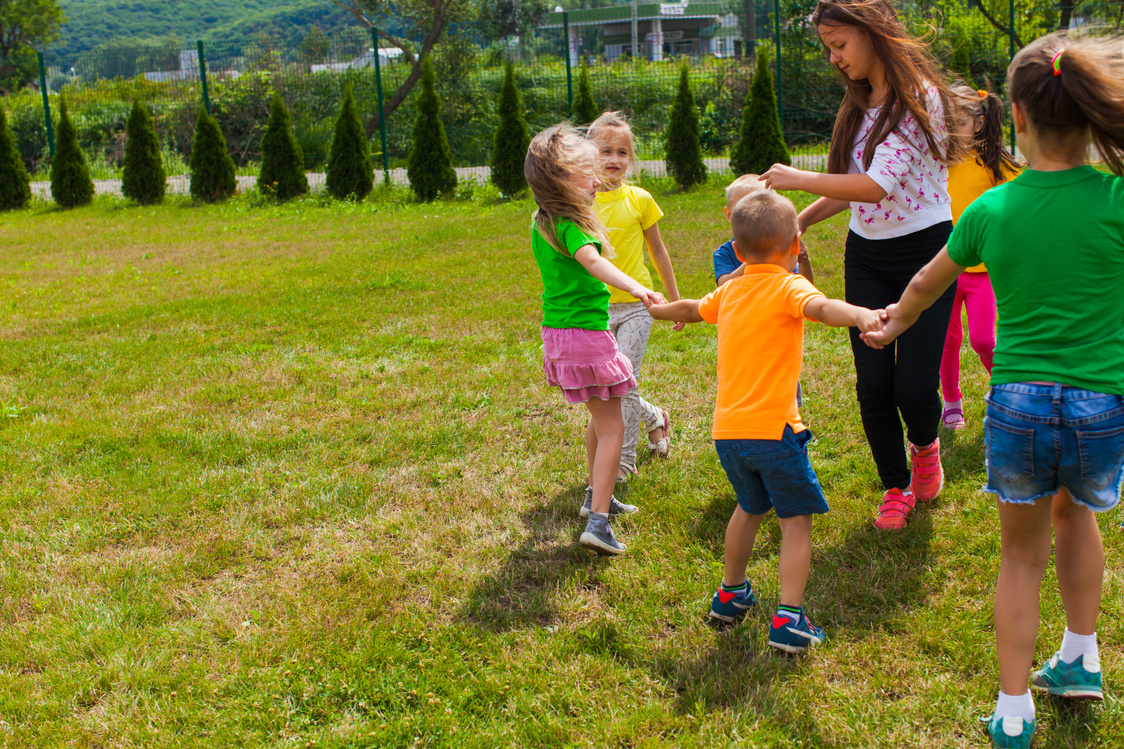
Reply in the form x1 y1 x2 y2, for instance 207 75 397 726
0 184 1120 748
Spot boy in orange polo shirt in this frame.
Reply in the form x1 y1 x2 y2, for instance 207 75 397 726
650 191 883 653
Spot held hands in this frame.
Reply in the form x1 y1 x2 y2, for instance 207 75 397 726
860 303 913 348
761 164 809 193
633 287 667 309
854 307 887 334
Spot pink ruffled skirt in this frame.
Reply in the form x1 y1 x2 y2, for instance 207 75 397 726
542 327 636 404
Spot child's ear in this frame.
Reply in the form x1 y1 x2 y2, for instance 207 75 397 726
1011 101 1027 135
790 230 802 255
733 240 746 263
723 206 732 221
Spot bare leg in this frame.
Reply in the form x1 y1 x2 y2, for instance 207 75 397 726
777 514 814 608
584 396 624 516
723 506 766 586
1052 488 1104 636
994 495 1054 695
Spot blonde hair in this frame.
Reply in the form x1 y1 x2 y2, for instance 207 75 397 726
525 123 614 257
1008 32 1124 176
724 173 765 209
730 191 799 262
586 111 640 182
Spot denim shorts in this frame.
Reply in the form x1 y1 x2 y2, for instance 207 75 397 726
715 425 829 518
985 383 1124 511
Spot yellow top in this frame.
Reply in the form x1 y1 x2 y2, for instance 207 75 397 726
594 184 664 303
948 156 1020 272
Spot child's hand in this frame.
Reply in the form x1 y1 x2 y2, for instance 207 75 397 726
861 304 911 349
634 288 667 308
854 307 885 334
798 239 811 265
672 320 686 332
761 164 808 192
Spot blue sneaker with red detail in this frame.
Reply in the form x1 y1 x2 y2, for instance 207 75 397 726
708 579 756 624
982 713 1035 749
768 608 824 654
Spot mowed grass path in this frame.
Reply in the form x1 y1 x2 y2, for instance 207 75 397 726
0 186 1120 748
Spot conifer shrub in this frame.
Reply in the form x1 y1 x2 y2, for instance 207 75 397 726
574 60 598 126
490 61 530 196
730 51 790 175
325 86 373 201
50 98 95 209
121 99 166 205
407 56 457 202
189 106 237 203
664 60 707 189
0 105 31 211
258 92 309 202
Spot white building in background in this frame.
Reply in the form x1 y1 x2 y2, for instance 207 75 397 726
311 47 404 73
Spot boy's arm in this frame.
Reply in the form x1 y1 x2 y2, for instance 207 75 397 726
797 240 814 285
649 299 704 324
716 263 746 287
804 297 884 333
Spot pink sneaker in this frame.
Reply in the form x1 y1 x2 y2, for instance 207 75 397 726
910 438 944 502
874 488 916 531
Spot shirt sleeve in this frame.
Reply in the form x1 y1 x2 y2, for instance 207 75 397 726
559 221 601 258
637 188 664 231
697 286 723 325
785 275 826 319
946 201 984 268
865 86 947 196
712 241 740 283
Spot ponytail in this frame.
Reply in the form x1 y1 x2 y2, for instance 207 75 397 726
1008 33 1124 175
951 84 1020 183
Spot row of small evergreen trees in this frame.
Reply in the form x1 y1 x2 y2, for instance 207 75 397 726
0 52 788 211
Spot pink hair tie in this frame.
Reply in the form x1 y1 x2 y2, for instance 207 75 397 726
1051 49 1063 76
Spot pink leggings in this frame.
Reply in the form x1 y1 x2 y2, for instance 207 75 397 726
940 271 996 402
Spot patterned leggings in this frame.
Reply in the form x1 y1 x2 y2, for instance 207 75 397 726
609 302 664 474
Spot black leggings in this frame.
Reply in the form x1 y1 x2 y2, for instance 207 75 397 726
845 222 956 491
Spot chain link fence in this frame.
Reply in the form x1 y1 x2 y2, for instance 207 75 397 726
6 1 1122 191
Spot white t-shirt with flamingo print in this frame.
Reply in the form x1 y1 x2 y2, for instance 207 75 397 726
847 84 953 240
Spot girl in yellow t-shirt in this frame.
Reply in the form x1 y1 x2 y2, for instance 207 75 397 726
939 86 1021 430
587 111 682 480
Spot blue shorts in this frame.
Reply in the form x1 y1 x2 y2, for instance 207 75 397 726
984 383 1124 512
715 425 829 519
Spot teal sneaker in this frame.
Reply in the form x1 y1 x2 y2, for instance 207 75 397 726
983 713 1035 749
1031 651 1103 700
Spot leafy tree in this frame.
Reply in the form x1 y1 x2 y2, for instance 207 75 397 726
0 104 30 210
258 92 309 201
121 99 166 205
326 85 373 200
406 56 456 201
574 58 598 126
0 0 65 88
664 60 706 189
189 106 237 203
50 98 95 208
729 50 789 176
332 0 474 133
300 26 331 64
478 0 550 40
490 61 529 196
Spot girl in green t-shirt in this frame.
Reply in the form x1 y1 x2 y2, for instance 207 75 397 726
526 123 665 557
862 33 1124 749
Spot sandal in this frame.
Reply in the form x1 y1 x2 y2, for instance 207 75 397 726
647 409 671 458
941 406 965 431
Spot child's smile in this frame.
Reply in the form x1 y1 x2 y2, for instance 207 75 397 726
595 129 633 187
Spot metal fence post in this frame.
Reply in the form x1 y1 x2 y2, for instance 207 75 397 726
563 12 574 118
36 51 55 159
773 0 784 137
197 40 211 115
372 26 391 185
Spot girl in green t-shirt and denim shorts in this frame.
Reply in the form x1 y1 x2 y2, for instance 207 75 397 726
526 123 665 557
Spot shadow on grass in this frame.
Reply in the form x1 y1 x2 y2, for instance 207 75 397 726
1039 697 1102 748
457 482 616 632
939 426 987 487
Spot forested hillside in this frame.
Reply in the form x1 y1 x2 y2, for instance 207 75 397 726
55 0 356 58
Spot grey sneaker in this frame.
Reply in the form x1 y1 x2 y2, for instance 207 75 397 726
579 487 639 518
579 513 627 555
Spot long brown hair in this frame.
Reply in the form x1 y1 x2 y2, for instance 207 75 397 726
951 84 1020 183
812 0 963 174
1008 32 1124 176
524 123 614 257
586 110 641 182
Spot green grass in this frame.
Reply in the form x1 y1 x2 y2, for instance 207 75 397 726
0 184 1120 748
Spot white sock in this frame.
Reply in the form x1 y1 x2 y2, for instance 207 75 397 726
1059 628 1099 668
943 399 962 411
995 690 1035 722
